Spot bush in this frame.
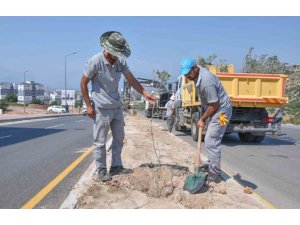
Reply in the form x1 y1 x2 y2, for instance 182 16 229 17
131 101 145 110
0 99 9 111
31 99 42 104
5 93 17 103
75 100 83 108
51 101 60 106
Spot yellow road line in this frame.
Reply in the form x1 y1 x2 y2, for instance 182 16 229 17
221 168 276 209
252 192 275 209
199 152 275 208
21 146 93 209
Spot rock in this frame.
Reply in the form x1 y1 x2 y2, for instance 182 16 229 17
244 186 253 194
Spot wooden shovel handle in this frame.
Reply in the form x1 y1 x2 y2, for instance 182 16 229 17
196 127 202 167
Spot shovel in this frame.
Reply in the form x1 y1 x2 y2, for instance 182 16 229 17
183 126 207 194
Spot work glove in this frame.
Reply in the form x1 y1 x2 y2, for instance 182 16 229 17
219 112 228 126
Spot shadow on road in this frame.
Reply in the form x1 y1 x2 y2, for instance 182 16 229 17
233 173 258 190
0 127 65 148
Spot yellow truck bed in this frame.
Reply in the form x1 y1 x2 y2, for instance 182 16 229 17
182 72 288 108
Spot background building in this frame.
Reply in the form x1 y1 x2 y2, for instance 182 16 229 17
61 89 75 107
17 81 45 104
0 82 14 100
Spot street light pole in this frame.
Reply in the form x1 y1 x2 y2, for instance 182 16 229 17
64 51 77 112
23 70 29 113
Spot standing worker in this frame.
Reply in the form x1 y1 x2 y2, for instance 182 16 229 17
81 31 156 182
272 108 283 136
179 58 232 183
165 94 176 132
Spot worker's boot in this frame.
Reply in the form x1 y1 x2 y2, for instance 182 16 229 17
98 168 112 182
109 166 134 176
206 172 224 183
198 164 209 173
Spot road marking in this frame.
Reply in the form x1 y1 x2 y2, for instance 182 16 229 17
21 130 112 209
0 135 12 139
21 146 93 209
0 118 56 126
75 119 85 123
45 124 65 129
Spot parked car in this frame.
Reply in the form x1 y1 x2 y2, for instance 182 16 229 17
47 105 66 113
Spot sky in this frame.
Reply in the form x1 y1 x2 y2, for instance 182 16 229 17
0 16 300 91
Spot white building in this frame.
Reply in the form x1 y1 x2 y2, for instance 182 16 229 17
61 89 75 106
49 90 61 104
0 82 14 100
18 81 45 104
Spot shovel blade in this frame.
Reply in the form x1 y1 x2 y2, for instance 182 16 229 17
183 172 207 194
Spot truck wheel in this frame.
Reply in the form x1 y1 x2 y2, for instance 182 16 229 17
174 118 186 131
158 111 162 119
254 135 266 143
162 113 166 120
238 133 255 142
191 114 199 141
145 111 151 118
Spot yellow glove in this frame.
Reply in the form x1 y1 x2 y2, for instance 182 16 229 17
219 112 229 126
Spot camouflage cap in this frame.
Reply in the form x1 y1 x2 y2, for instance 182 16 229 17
100 31 131 58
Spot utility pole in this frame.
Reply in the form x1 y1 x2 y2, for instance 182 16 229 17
23 70 29 113
64 51 77 112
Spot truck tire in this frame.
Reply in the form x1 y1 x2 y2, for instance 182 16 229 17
191 113 199 141
162 112 167 120
238 133 255 142
145 110 151 118
174 118 186 132
254 135 266 143
158 111 162 119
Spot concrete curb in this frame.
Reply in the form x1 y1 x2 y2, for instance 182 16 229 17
0 113 82 123
60 136 113 209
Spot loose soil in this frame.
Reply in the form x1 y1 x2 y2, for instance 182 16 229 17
76 114 267 209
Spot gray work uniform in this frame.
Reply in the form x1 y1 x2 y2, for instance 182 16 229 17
272 108 283 134
196 66 232 176
165 100 175 132
84 52 130 171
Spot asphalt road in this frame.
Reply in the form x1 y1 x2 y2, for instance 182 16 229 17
149 116 300 209
0 115 94 209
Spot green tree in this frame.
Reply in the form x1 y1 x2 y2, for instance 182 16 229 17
75 100 83 108
242 47 290 74
31 99 42 104
0 99 9 111
51 100 59 106
153 70 171 85
5 93 17 103
197 54 218 66
197 54 230 72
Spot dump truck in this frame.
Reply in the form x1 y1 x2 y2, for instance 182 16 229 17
137 78 176 119
174 66 288 143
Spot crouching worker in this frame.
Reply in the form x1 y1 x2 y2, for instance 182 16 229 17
179 58 232 183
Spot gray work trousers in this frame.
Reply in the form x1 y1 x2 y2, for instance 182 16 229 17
204 108 232 176
167 116 175 132
93 107 124 171
272 117 282 135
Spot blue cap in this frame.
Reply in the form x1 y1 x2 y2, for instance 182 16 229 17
179 58 196 75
